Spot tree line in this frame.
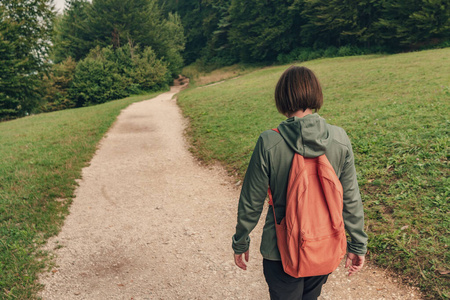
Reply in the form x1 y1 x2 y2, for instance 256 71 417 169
1 0 185 120
1 0 448 120
159 0 449 65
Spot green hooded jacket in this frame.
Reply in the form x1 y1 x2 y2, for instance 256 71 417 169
232 114 368 260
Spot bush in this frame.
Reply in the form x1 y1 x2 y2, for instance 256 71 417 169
40 57 77 112
68 45 171 107
307 49 323 60
295 48 313 61
277 45 390 65
70 46 130 107
337 45 365 56
129 46 170 91
277 48 327 64
277 48 308 64
276 53 290 64
323 46 339 57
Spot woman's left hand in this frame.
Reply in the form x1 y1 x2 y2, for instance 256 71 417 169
234 250 249 270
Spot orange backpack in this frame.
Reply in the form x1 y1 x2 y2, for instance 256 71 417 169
268 128 347 278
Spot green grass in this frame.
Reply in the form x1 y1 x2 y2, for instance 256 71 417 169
0 91 163 299
178 49 450 299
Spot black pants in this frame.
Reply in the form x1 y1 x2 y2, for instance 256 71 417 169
263 259 329 300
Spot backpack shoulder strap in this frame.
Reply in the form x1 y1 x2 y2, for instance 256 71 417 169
268 128 280 206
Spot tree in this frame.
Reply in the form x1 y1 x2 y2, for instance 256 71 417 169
52 0 91 63
203 0 237 65
300 0 382 48
87 0 155 49
159 0 213 65
0 0 54 120
228 0 303 62
151 12 185 76
85 0 185 76
377 0 450 48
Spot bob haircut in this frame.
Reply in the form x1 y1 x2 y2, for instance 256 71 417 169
274 66 323 116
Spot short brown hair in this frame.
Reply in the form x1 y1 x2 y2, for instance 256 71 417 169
274 66 323 115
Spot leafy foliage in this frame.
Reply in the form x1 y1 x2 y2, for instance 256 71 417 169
70 46 128 106
301 0 383 48
159 0 217 65
54 0 185 75
377 0 450 48
228 0 303 62
40 57 77 112
86 0 160 49
52 0 91 63
129 46 170 91
36 0 184 114
164 0 449 65
70 45 169 107
0 0 54 120
153 12 185 76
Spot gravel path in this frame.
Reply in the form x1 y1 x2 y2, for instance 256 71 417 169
39 85 423 299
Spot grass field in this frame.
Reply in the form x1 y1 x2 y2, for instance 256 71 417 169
0 92 162 299
178 48 450 299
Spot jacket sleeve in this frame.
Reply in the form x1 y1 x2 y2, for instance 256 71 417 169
340 139 368 255
232 136 269 254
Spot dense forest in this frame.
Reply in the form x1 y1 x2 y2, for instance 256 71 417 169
1 0 449 120
159 0 449 65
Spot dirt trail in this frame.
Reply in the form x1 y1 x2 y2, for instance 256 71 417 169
40 85 423 299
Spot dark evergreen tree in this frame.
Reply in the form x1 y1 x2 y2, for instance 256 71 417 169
342 0 383 47
153 12 185 76
301 0 382 48
0 0 54 120
153 0 448 65
87 0 155 49
377 0 450 48
204 0 236 65
52 0 91 63
228 0 303 62
159 0 215 65
86 0 185 76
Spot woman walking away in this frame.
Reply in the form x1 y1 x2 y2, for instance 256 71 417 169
232 66 368 300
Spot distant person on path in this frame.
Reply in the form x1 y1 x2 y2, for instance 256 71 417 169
232 66 368 299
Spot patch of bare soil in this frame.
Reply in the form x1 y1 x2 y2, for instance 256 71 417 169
39 86 423 299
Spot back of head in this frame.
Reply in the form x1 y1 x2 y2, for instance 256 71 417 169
274 66 323 116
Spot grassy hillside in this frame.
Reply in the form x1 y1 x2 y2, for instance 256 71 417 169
0 92 162 299
178 48 450 299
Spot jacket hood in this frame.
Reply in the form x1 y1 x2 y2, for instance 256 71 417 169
277 113 331 158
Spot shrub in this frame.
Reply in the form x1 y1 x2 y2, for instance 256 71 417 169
68 45 171 107
277 48 310 64
337 45 365 56
40 57 77 112
307 49 323 60
129 46 170 92
323 46 339 57
70 46 130 107
296 48 312 61
275 45 390 65
277 53 290 64
337 45 353 56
